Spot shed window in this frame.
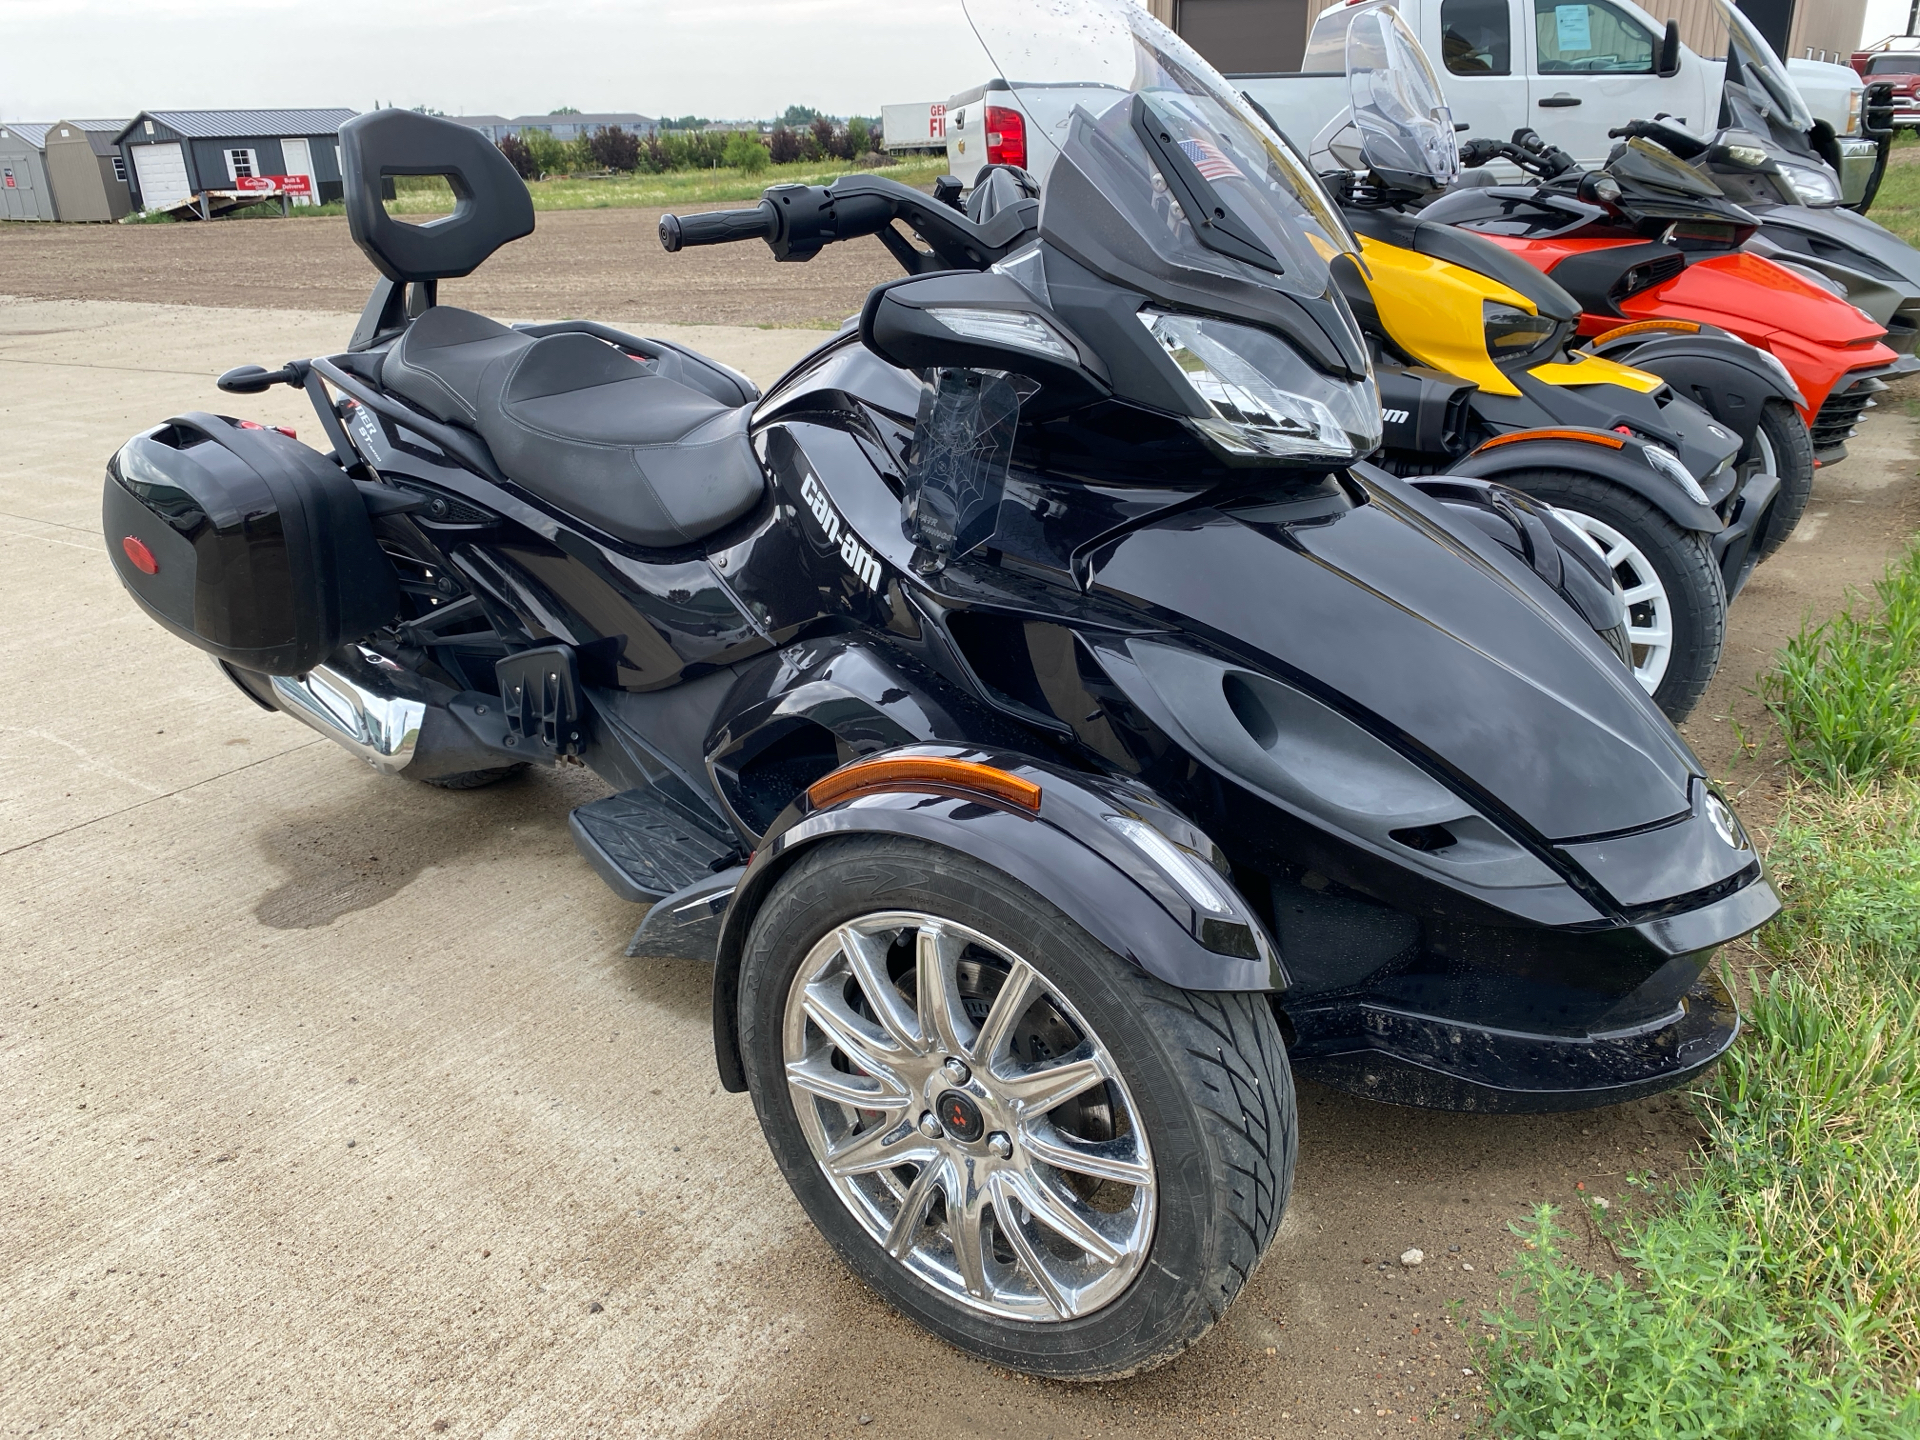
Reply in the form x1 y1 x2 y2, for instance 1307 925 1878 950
226 148 258 180
112 155 127 183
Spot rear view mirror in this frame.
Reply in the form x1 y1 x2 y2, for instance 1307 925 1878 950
859 271 1109 411
1658 20 1681 79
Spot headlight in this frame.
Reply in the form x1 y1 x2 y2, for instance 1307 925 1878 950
1778 160 1842 207
1642 443 1711 506
1723 144 1770 168
927 306 1079 363
1848 87 1864 137
1749 343 1798 395
1104 814 1236 915
1140 310 1381 462
1483 302 1561 364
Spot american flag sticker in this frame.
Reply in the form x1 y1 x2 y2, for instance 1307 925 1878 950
1178 137 1244 182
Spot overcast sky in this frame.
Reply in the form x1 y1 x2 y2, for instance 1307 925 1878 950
6 0 1919 126
0 0 990 124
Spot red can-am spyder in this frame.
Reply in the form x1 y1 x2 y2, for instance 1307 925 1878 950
1421 128 1911 547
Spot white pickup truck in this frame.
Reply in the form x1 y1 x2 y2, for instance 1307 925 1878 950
940 0 1877 202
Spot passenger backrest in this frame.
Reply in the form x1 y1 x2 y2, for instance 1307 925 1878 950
341 110 534 283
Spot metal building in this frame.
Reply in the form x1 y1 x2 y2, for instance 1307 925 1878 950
44 120 132 222
114 109 355 214
507 112 656 140
0 123 59 222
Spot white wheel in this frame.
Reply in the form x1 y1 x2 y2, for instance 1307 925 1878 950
1555 509 1673 696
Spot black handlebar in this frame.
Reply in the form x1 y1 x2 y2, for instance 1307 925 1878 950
655 174 1033 277
1605 118 1709 161
659 201 778 252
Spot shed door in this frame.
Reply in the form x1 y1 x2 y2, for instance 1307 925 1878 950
1 160 24 221
280 138 315 206
132 142 191 210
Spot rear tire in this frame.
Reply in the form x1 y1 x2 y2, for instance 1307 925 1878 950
1745 399 1815 560
737 835 1295 1380
417 764 529 790
1500 469 1726 722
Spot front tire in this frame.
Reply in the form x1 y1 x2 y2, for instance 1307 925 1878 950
737 836 1295 1380
1500 469 1726 721
1745 399 1815 560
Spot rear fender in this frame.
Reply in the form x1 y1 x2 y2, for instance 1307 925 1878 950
708 744 1282 1092
1443 430 1722 534
1589 327 1806 445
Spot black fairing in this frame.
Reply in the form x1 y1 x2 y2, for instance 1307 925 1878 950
1041 111 1371 383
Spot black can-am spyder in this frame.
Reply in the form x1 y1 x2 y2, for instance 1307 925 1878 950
98 0 1775 1380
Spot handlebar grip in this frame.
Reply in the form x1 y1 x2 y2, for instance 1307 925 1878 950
659 201 777 252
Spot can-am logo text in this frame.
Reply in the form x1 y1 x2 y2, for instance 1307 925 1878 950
799 470 884 594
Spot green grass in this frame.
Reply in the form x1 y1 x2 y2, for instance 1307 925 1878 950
1762 541 1920 785
1478 544 1920 1437
1869 132 1920 249
129 157 952 224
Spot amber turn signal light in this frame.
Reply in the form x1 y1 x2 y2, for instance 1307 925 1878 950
1473 428 1626 453
807 756 1042 814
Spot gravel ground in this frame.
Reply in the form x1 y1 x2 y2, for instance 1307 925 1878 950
0 207 899 328
2 272 1917 1438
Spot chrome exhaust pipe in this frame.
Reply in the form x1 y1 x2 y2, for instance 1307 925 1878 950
270 663 426 774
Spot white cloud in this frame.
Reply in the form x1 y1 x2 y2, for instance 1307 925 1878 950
0 0 990 123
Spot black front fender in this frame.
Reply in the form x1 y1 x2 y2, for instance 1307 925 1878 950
708 745 1283 1092
1444 432 1723 535
1590 329 1806 443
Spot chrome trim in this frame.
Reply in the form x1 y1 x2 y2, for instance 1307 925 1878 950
270 664 426 774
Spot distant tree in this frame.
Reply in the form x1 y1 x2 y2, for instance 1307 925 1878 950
809 116 837 162
548 106 581 115
768 124 802 164
782 104 823 128
659 115 710 131
846 116 871 156
588 125 640 171
519 127 582 177
498 134 538 180
410 104 447 117
724 130 769 173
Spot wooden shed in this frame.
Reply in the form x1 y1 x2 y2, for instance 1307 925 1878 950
44 120 132 222
114 109 355 214
0 123 58 222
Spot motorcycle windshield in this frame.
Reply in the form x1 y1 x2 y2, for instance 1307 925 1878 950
1345 5 1459 188
962 0 1354 299
1609 136 1726 198
1711 0 1815 139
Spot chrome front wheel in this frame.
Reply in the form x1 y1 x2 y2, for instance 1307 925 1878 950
782 912 1155 1323
739 836 1295 1379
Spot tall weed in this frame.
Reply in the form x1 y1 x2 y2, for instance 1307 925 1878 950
1481 785 1920 1432
1763 542 1920 784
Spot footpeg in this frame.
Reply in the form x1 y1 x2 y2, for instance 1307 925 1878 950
569 789 744 903
497 645 583 757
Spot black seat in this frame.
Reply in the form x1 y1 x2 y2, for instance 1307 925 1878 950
382 305 534 426
379 308 766 549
